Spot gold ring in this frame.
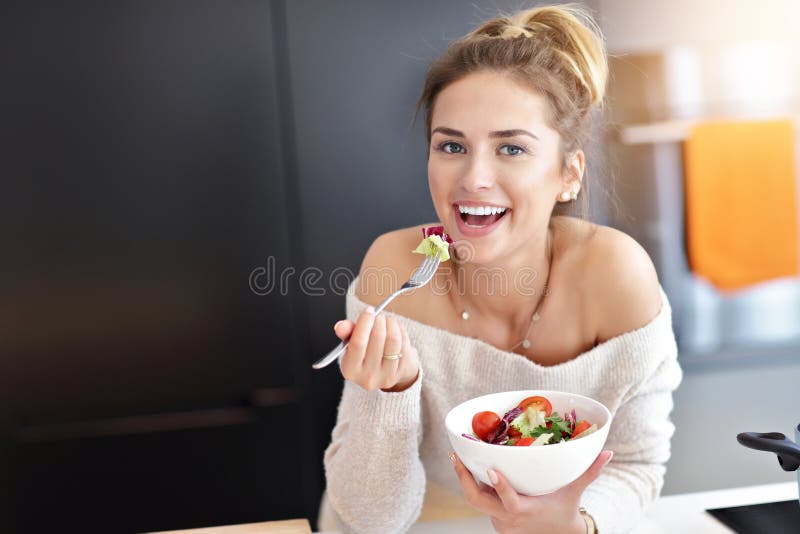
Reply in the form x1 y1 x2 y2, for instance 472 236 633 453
382 352 403 360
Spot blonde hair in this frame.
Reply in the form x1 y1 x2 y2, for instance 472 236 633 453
417 4 610 217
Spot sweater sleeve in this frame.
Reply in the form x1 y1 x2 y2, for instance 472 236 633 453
322 291 427 534
580 340 683 533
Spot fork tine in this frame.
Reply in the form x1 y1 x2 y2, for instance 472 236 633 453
411 259 428 282
422 256 439 279
418 256 432 276
409 255 440 284
429 256 441 277
418 257 433 277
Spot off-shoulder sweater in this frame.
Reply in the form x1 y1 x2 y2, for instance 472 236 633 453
318 277 682 533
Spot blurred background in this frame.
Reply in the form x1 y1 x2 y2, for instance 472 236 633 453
2 0 800 532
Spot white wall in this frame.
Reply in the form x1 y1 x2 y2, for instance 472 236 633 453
596 0 800 52
596 0 800 117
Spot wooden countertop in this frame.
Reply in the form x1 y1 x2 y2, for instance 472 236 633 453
150 518 311 534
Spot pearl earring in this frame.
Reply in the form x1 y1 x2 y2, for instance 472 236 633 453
560 191 570 201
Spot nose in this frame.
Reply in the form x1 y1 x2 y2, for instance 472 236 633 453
459 152 495 192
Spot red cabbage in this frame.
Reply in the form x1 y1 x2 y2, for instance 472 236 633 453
502 406 524 424
487 419 509 443
421 226 454 245
483 406 524 444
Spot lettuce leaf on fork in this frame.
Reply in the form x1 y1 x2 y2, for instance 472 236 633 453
413 226 453 262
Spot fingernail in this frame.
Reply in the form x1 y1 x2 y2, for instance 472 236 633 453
365 306 375 315
487 469 498 485
604 450 614 463
334 320 344 331
449 452 457 466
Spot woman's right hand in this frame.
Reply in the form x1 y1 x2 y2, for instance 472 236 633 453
334 307 420 392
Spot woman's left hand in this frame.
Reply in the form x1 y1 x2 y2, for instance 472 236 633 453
451 449 613 534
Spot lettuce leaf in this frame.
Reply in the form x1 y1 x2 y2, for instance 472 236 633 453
412 234 451 261
532 433 554 446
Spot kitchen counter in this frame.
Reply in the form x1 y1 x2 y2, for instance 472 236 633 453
632 481 797 533
318 481 798 533
154 482 798 533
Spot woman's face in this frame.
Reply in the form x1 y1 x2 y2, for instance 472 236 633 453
427 71 579 265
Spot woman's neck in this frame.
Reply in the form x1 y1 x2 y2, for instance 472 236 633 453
448 223 555 339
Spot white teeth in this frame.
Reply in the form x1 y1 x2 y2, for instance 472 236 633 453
457 205 508 216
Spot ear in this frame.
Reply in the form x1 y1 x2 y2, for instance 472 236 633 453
568 149 585 185
558 150 585 202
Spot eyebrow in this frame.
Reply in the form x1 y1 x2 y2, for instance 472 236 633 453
430 126 539 141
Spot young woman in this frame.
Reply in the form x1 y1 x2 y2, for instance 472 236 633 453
319 5 682 533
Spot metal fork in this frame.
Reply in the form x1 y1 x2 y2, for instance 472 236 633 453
311 254 442 370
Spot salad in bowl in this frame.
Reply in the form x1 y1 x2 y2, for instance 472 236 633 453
445 390 612 496
466 394 598 446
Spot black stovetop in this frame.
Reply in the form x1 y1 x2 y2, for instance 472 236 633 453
707 499 800 533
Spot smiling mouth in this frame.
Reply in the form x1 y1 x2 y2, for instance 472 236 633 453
458 209 510 228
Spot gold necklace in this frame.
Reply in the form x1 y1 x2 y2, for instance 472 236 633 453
453 235 553 352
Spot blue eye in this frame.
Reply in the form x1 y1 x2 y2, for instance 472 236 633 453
499 144 526 156
439 141 465 154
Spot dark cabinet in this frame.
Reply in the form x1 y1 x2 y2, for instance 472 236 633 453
10 407 302 533
2 1 306 532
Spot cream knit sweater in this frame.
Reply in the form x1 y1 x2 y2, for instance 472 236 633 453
319 277 682 534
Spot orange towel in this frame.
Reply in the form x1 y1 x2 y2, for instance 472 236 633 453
683 120 799 291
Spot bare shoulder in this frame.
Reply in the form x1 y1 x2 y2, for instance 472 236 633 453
579 224 662 343
354 223 434 309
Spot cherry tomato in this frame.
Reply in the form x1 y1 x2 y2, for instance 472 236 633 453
517 396 553 417
472 411 501 442
572 420 591 438
507 426 522 439
515 437 535 446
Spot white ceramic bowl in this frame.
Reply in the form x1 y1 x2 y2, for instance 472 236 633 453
445 390 612 496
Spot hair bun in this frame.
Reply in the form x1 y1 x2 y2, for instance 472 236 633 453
470 4 607 108
497 25 535 39
472 18 533 39
518 5 607 107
